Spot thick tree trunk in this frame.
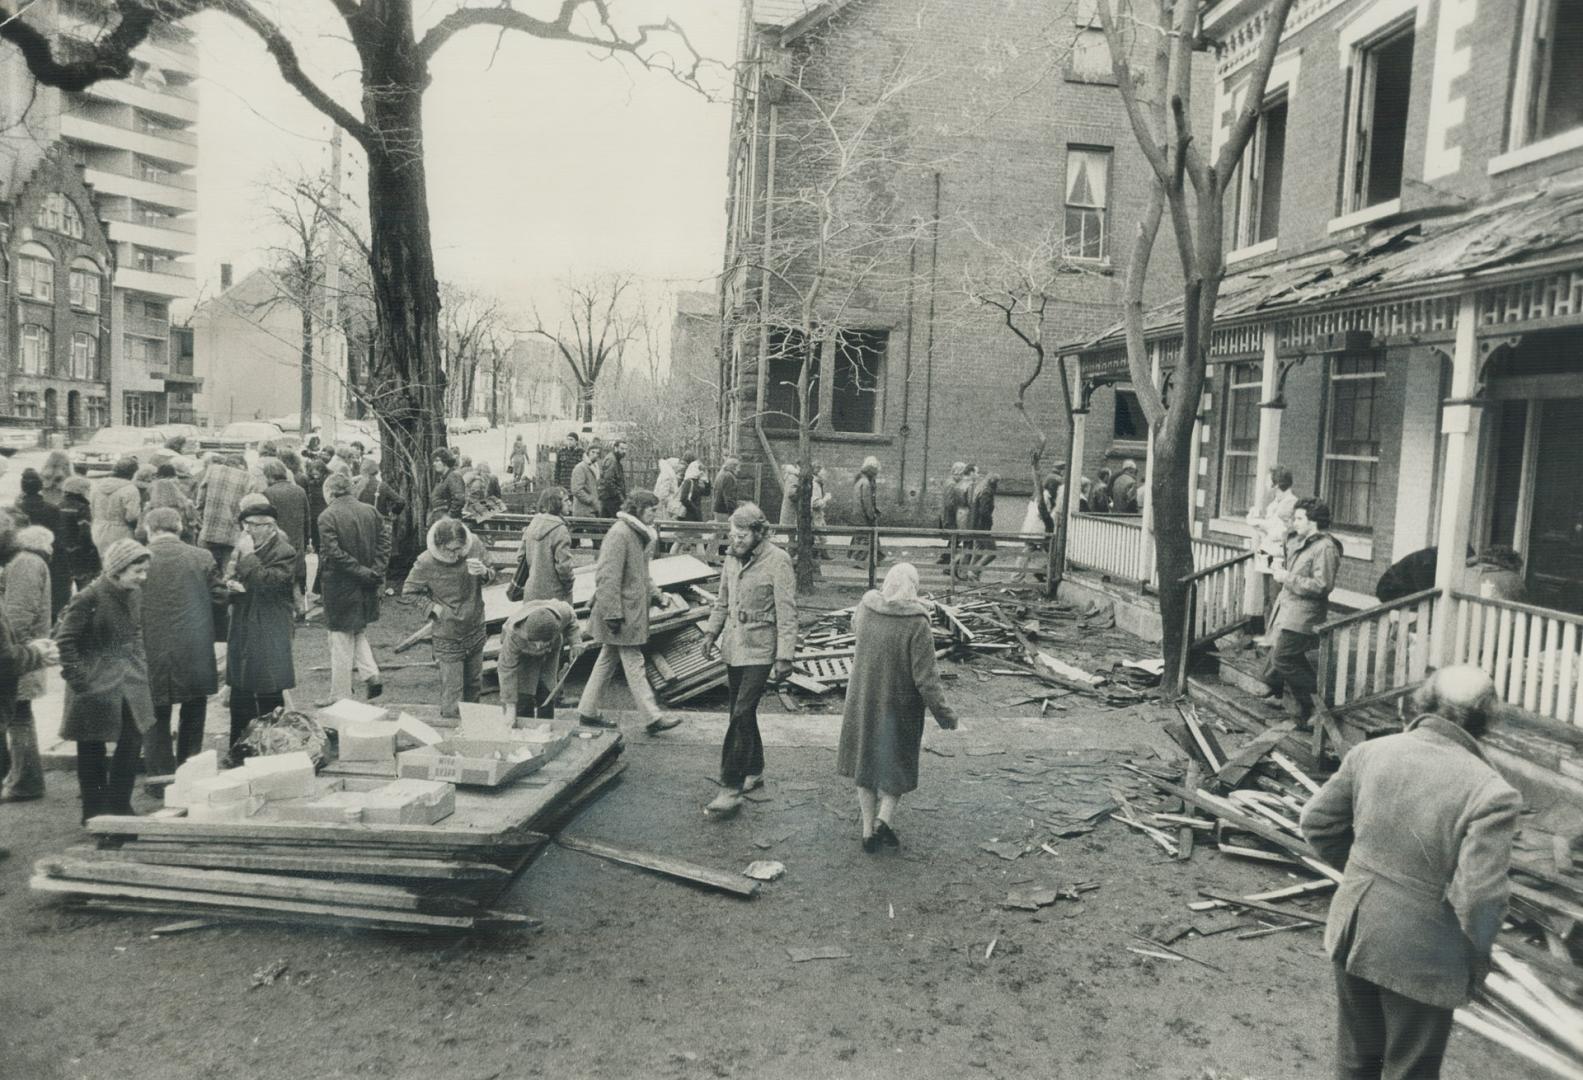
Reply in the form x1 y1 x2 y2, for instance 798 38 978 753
1152 423 1197 695
579 383 595 423
361 65 446 573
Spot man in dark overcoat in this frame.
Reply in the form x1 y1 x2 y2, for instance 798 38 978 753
317 472 391 704
139 507 224 778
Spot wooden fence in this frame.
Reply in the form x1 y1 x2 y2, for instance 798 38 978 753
1447 591 1583 726
1316 587 1441 718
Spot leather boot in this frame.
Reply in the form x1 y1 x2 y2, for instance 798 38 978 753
2 718 45 800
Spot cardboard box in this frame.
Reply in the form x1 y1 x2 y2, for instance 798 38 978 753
316 699 392 728
273 777 456 825
186 795 266 821
397 734 567 788
338 720 400 762
239 751 318 800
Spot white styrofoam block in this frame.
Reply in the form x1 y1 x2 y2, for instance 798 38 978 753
338 720 399 762
165 772 252 809
395 712 444 747
186 795 266 821
240 751 317 800
316 699 392 729
172 750 218 786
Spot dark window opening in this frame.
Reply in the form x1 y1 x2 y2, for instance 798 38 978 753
1352 27 1415 210
1531 0 1583 142
830 330 884 433
1113 388 1146 441
762 327 819 432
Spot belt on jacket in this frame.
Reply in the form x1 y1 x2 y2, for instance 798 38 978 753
1347 849 1446 904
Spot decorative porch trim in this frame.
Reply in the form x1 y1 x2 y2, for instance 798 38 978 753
1275 295 1459 354
1477 269 1583 327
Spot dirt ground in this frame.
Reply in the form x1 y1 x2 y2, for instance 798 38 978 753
0 584 1524 1079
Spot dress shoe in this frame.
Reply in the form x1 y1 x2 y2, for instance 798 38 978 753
705 790 742 817
875 821 900 849
861 834 880 854
578 713 618 730
365 680 384 701
644 716 683 735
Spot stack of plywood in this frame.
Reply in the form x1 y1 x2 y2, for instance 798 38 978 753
32 730 626 933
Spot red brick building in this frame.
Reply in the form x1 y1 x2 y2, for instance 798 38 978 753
1065 0 1583 735
718 0 1207 523
3 148 113 436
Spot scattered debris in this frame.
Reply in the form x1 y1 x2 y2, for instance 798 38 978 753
744 860 785 882
787 945 850 962
979 840 1026 862
249 960 288 988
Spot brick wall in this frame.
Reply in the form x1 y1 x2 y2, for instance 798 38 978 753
727 0 1213 525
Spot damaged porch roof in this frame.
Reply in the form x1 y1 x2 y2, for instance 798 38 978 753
1065 180 1583 355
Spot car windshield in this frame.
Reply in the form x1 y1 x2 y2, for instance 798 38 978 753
220 423 283 441
88 428 154 447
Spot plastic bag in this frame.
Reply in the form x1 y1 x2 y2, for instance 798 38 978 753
228 707 329 768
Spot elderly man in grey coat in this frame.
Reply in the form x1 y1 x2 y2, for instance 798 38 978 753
317 472 391 704
1300 665 1521 1080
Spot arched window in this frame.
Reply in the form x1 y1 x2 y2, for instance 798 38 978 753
69 258 102 311
20 324 52 375
17 242 54 302
35 193 83 239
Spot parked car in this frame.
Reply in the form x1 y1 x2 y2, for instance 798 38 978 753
161 423 202 446
196 421 293 466
72 426 168 475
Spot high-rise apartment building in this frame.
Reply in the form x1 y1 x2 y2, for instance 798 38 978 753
0 0 200 428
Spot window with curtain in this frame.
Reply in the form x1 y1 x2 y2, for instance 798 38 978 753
20 325 51 375
1064 146 1111 261
1322 352 1386 529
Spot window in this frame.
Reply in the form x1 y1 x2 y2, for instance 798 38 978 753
1511 0 1583 149
1113 387 1146 441
17 243 54 302
12 392 40 419
35 193 83 238
140 160 168 184
135 250 159 273
1322 353 1386 530
1342 24 1415 212
1067 0 1113 82
1064 147 1111 261
19 325 51 375
830 330 884 433
124 391 163 427
71 332 98 380
1219 362 1262 515
1234 94 1288 248
125 336 165 370
84 396 108 428
762 328 820 431
69 260 101 311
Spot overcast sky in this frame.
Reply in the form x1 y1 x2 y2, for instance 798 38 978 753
190 1 740 325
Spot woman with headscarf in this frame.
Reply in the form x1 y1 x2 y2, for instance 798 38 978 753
836 562 958 853
852 456 882 567
56 538 154 822
653 457 683 521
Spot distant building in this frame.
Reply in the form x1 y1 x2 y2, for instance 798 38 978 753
1 147 114 433
671 289 719 391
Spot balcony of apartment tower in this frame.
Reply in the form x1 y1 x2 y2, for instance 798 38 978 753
115 244 196 300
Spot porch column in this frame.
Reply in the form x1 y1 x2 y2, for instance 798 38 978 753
1245 327 1283 616
1066 361 1087 564
1431 294 1485 664
1141 343 1160 587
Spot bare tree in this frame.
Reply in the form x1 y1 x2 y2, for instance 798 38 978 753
439 284 505 420
525 273 638 424
1095 0 1295 692
962 225 1101 595
727 26 934 589
0 0 705 560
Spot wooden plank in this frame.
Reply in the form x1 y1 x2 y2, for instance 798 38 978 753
1213 723 1296 788
1353 620 1372 700
1540 618 1560 718
38 857 454 912
1512 881 1583 923
1188 878 1334 911
1334 626 1352 707
1511 611 1530 709
31 875 482 928
88 845 513 881
1270 751 1322 796
1195 889 1327 926
1453 596 1472 668
1372 615 1392 700
1178 703 1225 773
555 834 759 898
1177 762 1199 862
1560 622 1578 725
1495 607 1514 702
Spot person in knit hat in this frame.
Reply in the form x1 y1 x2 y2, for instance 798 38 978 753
55 537 154 823
59 475 100 589
224 500 297 744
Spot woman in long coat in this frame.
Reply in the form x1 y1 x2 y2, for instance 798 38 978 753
402 518 495 718
509 486 574 604
56 538 156 823
2 525 56 799
226 503 297 745
836 562 959 853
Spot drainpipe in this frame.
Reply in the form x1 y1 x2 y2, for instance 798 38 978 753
896 232 918 505
752 101 783 485
918 171 942 500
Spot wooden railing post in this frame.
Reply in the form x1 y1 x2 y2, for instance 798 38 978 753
867 526 878 590
1177 580 1197 692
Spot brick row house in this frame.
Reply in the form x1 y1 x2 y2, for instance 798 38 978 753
1063 0 1583 755
717 0 1204 523
2 149 113 434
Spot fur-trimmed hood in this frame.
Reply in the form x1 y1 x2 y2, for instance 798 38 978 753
616 511 655 546
16 525 54 557
425 519 475 564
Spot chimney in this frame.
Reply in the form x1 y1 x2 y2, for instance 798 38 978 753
220 262 233 290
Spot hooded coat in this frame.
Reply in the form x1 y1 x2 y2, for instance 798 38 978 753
835 590 957 794
16 490 73 616
59 482 100 584
143 532 222 706
89 476 142 555
2 526 55 699
518 513 575 603
590 513 659 646
402 521 494 655
428 467 468 526
226 527 297 694
653 459 683 520
318 494 391 633
56 575 156 741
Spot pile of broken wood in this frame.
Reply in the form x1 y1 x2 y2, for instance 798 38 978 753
1122 702 1583 1077
31 734 627 934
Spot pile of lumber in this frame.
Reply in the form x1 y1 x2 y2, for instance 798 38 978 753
1125 702 1583 1076
32 733 626 933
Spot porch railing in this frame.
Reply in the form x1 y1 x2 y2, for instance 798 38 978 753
1316 587 1441 717
1448 591 1583 726
1176 550 1256 688
1067 513 1148 584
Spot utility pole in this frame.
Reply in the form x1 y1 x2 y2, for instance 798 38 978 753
320 126 345 438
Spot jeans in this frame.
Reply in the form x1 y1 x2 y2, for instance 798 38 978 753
577 644 662 723
1332 963 1455 1079
510 653 558 719
721 664 771 789
143 698 208 778
1263 629 1320 720
329 630 380 700
3 700 45 799
77 703 142 822
438 643 484 719
229 691 285 747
